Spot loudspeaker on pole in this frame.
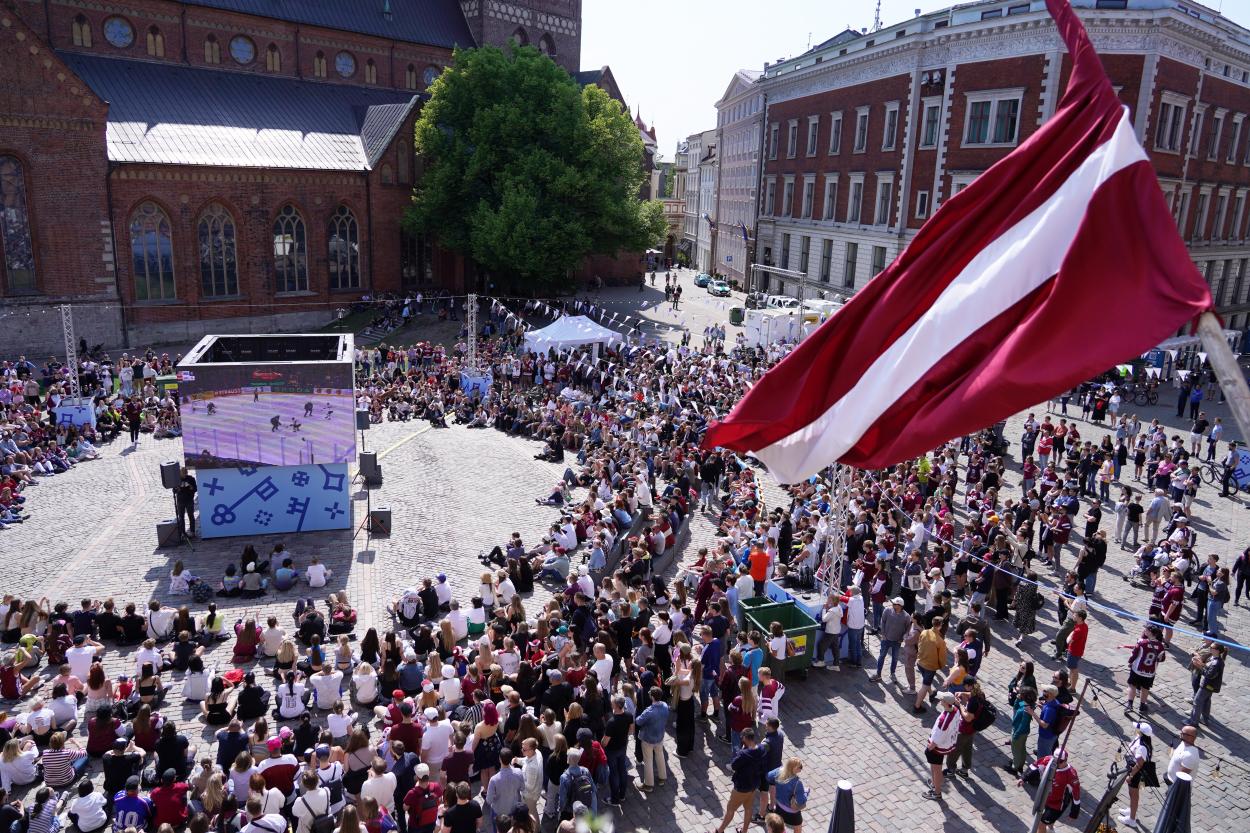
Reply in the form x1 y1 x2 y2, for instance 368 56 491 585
160 461 182 490
368 507 391 535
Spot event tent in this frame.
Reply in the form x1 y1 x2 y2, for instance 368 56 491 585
524 315 623 354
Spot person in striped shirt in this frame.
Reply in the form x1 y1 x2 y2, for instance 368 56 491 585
39 731 88 789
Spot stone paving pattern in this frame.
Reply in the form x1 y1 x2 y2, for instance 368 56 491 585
2 270 1248 833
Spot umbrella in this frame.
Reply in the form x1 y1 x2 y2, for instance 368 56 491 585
1152 771 1192 833
827 779 854 833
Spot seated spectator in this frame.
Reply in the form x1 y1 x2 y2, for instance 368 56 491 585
234 618 262 662
66 780 108 833
86 706 122 757
154 721 195 779
202 677 235 727
0 737 38 791
235 673 271 722
40 730 89 788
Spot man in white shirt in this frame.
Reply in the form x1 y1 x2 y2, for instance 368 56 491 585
65 635 104 680
67 780 108 833
262 620 286 658
310 666 344 710
360 759 397 813
305 558 330 588
420 708 453 775
576 566 595 598
241 796 287 833
589 644 614 691
145 602 175 641
1166 725 1201 783
433 574 452 610
291 771 333 833
133 639 163 676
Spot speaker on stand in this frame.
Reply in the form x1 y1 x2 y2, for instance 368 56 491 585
158 461 193 547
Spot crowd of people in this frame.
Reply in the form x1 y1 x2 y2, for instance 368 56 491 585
0 291 1242 833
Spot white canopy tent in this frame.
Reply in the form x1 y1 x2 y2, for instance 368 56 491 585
524 315 623 356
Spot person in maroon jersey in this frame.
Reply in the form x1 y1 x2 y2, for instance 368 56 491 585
1126 625 1167 715
1017 748 1081 833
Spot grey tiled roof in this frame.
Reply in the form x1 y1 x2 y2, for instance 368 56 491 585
60 53 420 171
180 0 475 49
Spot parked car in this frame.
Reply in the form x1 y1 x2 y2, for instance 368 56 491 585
765 294 801 310
708 280 732 297
693 273 713 287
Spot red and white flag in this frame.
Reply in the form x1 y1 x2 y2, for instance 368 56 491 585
704 0 1211 482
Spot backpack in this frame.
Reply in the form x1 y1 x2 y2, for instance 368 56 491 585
971 700 998 732
191 581 213 604
569 769 595 807
301 794 336 833
319 764 345 806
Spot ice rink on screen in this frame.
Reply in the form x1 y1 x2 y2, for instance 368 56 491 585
181 389 355 468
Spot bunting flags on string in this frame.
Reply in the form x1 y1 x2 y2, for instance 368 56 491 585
1197 351 1208 365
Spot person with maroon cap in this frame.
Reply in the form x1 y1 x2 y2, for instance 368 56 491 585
150 768 189 828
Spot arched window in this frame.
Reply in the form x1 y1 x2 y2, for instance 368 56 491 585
128 201 174 301
72 15 92 48
197 204 238 297
314 51 327 78
204 35 221 64
400 227 430 288
405 64 417 90
146 26 164 58
380 164 393 186
365 59 377 84
0 156 37 293
327 206 360 290
396 135 410 184
512 27 529 47
272 204 308 293
266 43 282 72
538 33 556 57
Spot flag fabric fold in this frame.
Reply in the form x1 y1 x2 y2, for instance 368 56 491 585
703 0 1211 482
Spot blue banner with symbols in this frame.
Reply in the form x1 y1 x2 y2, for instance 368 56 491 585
196 463 352 538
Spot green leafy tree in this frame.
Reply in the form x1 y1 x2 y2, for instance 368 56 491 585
406 45 665 294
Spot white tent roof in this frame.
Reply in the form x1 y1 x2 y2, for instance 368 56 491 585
524 315 623 353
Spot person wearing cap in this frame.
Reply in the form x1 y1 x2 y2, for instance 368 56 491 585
923 692 960 801
871 597 910 683
433 574 453 612
150 767 190 828
403 763 442 833
557 746 596 818
111 774 153 832
64 633 104 681
1017 749 1081 833
1118 721 1155 828
256 736 299 797
101 737 144 800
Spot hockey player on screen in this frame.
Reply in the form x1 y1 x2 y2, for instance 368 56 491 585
271 414 282 432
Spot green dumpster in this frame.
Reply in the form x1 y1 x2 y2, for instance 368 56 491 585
737 596 784 631
743 600 819 678
729 306 745 326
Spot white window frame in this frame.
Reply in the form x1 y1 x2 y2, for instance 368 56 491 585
919 97 942 149
853 106 870 153
820 238 834 283
769 123 779 160
806 116 820 157
1232 189 1248 242
1189 104 1207 157
949 171 979 198
882 101 900 151
1155 92 1189 154
801 175 816 219
1194 186 1212 241
822 174 839 221
1213 189 1229 240
962 88 1025 147
764 177 777 216
1229 114 1245 165
874 173 895 226
787 119 799 159
871 245 888 277
915 189 931 219
782 175 795 217
847 173 865 224
828 111 843 154
1208 108 1227 161
1176 189 1192 234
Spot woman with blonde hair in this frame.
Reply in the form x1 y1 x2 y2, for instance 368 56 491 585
274 638 298 680
727 675 757 753
767 757 809 833
197 772 226 817
336 804 362 833
438 619 457 658
351 661 378 707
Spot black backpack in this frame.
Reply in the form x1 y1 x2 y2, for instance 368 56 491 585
569 769 595 807
971 700 999 732
301 794 336 833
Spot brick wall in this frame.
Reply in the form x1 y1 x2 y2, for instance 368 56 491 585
462 0 580 72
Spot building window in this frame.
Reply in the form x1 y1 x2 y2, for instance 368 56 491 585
1189 109 1205 156
848 179 863 223
882 103 899 151
204 35 221 64
1229 117 1245 164
397 136 411 184
843 241 858 288
198 204 238 297
512 27 530 47
806 118 819 156
1213 192 1228 239
1193 191 1210 240
854 108 869 152
537 33 556 57
103 16 134 49
380 164 393 186
964 92 1022 145
72 15 92 48
266 44 281 72
423 66 440 88
401 228 433 287
780 234 791 270
820 239 833 282
786 121 799 158
765 180 776 215
365 59 377 84
314 52 327 78
335 51 356 78
129 201 174 302
875 179 894 225
1208 112 1225 160
871 245 887 277
230 35 255 65
781 178 794 217
328 205 360 289
801 178 815 219
799 236 810 274
405 64 417 90
829 112 843 154
915 190 931 219
147 26 164 58
920 103 940 148
769 123 779 160
1233 259 1246 304
272 204 308 293
1232 194 1246 240
0 156 37 293
1155 98 1186 152
822 176 838 221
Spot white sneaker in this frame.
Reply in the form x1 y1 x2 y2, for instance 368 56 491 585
811 660 826 668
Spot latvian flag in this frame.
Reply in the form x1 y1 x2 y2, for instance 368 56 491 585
704 0 1212 483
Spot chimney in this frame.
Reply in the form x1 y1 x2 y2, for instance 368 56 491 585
383 0 393 20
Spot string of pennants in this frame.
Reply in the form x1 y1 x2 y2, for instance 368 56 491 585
486 295 690 340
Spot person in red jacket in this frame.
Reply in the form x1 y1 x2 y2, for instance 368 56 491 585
1017 749 1081 833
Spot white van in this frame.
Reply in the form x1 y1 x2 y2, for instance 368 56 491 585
765 295 801 310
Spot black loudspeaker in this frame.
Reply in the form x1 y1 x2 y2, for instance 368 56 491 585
368 507 392 535
356 409 370 431
160 461 182 490
156 519 181 548
359 452 378 477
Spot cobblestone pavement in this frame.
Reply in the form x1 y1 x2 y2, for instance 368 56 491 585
3 270 1248 833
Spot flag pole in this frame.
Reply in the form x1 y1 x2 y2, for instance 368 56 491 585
1195 310 1250 443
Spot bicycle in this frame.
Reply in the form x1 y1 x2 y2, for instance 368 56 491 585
1132 383 1158 406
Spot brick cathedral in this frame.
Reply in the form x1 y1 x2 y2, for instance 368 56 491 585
0 0 628 352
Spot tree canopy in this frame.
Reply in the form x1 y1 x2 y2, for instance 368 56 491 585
405 44 667 294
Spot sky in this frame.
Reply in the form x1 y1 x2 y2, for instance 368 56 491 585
582 0 1250 160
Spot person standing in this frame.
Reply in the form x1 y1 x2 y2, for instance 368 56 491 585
870 598 909 683
1233 546 1250 606
1189 644 1225 729
1166 725 1201 785
1018 750 1081 833
1035 686 1063 760
923 692 960 801
1220 442 1240 498
712 728 766 833
1206 568 1230 637
1126 626 1167 715
944 682 986 779
633 687 668 791
1119 722 1155 829
766 758 808 833
1064 611 1089 688
1205 417 1223 461
1007 688 1037 776
913 617 948 714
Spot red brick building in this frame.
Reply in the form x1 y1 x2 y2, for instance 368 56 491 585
754 0 1250 342
0 0 584 351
